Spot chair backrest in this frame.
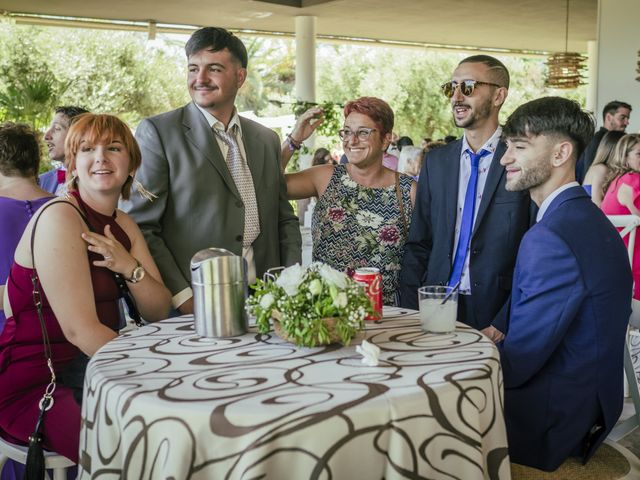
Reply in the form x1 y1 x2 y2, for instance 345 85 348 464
607 215 640 267
607 215 640 329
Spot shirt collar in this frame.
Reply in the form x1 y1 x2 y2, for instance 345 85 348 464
194 103 243 138
461 126 502 156
536 181 580 222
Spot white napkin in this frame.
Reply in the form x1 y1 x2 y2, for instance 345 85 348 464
356 340 381 366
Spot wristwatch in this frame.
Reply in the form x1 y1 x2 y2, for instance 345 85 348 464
126 260 146 284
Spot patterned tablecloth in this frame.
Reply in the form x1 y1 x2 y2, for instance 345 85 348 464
78 307 510 479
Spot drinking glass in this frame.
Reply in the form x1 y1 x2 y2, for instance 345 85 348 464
418 286 458 333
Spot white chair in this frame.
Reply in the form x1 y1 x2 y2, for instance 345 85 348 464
0 437 74 480
607 214 640 440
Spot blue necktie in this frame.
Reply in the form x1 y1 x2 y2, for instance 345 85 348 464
448 148 490 287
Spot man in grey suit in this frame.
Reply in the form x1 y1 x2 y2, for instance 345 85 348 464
125 27 301 315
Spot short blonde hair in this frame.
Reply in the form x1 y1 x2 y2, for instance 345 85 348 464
65 114 141 200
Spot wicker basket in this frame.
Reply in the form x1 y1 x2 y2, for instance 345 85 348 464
271 310 343 346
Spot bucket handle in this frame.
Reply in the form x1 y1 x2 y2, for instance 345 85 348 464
263 266 285 283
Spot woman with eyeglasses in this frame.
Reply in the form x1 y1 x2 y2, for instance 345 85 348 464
0 114 171 464
283 97 417 305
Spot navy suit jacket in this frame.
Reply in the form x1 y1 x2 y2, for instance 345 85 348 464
38 168 61 194
499 186 632 471
398 139 531 331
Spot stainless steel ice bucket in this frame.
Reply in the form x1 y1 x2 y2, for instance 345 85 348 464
191 248 248 338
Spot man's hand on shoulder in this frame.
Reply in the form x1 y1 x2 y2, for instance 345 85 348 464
481 325 505 343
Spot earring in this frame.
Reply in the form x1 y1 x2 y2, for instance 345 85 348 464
64 172 77 190
133 177 157 202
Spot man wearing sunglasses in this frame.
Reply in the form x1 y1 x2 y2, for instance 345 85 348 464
399 55 531 341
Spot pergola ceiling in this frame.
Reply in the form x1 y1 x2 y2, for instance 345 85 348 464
0 0 598 54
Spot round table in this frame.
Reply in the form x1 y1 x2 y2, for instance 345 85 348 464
78 307 510 479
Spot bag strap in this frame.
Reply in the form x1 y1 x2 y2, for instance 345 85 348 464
395 172 408 238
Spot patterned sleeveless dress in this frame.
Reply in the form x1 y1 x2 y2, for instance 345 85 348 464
312 164 413 305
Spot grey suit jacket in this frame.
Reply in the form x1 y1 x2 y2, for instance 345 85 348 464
124 102 301 296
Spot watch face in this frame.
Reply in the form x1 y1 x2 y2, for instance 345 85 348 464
132 266 145 282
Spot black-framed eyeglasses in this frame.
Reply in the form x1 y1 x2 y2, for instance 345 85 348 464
338 128 377 141
441 80 502 98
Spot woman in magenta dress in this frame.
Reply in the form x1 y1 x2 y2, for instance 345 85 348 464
0 123 53 333
601 133 640 298
0 114 171 463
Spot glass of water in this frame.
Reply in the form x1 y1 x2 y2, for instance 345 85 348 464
418 286 458 333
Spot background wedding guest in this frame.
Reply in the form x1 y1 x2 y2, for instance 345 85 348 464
582 130 625 206
576 100 632 183
498 96 631 472
284 97 416 305
39 106 89 195
0 123 53 333
600 133 640 298
0 114 171 463
125 27 301 315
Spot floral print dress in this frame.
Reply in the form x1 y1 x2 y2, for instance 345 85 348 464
312 164 413 305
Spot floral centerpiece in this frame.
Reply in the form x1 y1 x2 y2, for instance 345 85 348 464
247 262 372 347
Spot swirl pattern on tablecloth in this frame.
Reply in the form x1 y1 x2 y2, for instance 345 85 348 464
79 308 510 479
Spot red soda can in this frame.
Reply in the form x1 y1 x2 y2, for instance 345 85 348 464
353 267 383 320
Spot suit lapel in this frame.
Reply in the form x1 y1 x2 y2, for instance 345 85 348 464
473 141 506 236
445 141 463 248
182 102 240 199
239 117 265 188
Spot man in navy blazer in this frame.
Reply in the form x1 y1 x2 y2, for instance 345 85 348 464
399 55 530 337
499 97 632 471
39 106 89 195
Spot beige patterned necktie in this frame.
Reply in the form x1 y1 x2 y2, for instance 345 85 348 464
213 126 260 247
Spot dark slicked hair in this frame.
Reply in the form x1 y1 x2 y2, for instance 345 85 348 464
185 27 248 68
55 106 89 120
602 100 632 121
503 97 594 160
0 122 41 177
459 54 510 89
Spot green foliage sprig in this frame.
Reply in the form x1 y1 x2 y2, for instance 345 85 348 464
247 262 372 347
293 100 343 139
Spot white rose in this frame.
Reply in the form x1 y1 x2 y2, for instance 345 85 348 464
308 279 323 295
275 263 304 296
259 293 275 310
333 292 348 308
319 264 348 289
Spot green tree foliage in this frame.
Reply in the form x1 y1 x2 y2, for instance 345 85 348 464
316 44 586 144
0 24 190 128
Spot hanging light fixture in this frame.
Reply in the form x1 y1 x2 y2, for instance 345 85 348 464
545 0 587 89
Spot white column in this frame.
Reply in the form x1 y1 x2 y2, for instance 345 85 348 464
586 40 598 114
295 16 316 103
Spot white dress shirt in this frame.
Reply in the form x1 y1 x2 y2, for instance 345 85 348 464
453 127 503 295
536 182 580 222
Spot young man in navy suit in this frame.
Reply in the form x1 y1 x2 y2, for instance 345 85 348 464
399 55 531 340
499 97 632 471
39 106 89 195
